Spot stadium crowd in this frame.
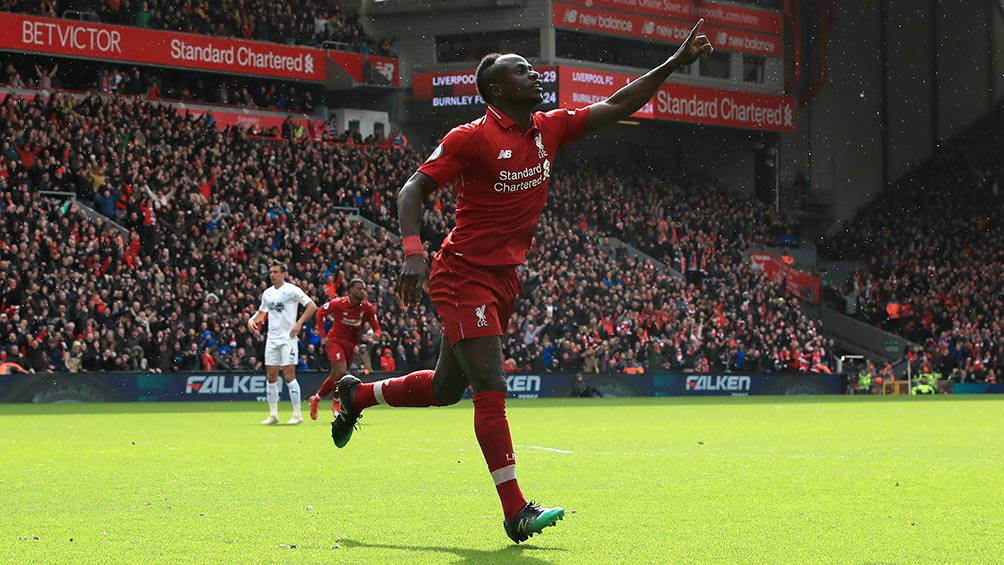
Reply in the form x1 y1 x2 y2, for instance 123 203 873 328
0 92 421 373
492 166 832 374
552 164 796 277
1 0 394 55
2 53 321 114
824 102 1004 385
0 88 835 375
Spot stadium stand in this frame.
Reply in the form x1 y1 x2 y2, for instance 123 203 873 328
1 57 318 112
0 0 394 55
0 89 836 374
822 101 1004 385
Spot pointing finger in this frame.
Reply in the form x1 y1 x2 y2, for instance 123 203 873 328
686 18 705 45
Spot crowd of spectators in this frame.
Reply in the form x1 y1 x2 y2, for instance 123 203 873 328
1 0 394 56
552 163 797 276
823 102 1004 385
0 92 423 373
3 55 320 113
1 88 834 376
499 166 831 374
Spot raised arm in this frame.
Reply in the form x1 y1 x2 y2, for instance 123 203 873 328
396 171 441 306
583 19 713 135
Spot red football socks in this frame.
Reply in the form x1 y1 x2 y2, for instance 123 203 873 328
473 390 526 520
316 376 336 399
352 370 441 410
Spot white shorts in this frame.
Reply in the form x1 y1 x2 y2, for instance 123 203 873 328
264 338 298 367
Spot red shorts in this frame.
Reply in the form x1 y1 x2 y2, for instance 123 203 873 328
326 339 356 367
429 251 522 346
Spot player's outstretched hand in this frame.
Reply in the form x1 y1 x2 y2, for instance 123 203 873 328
671 19 714 66
396 254 430 307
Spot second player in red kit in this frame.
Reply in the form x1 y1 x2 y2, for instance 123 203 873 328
308 278 380 419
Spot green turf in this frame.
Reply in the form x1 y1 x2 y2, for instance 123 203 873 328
2 396 1002 564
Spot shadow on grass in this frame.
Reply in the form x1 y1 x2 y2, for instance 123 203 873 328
337 537 567 564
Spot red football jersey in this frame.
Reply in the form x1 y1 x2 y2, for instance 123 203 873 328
316 296 380 344
418 104 589 266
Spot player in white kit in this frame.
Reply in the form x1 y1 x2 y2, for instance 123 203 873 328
247 262 318 424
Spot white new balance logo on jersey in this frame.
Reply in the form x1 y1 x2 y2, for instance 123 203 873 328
475 304 488 327
497 149 512 159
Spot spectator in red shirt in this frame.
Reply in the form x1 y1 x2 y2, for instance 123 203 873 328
378 347 395 372
0 349 30 374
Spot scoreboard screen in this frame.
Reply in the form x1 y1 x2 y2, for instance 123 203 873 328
413 63 795 131
412 65 558 110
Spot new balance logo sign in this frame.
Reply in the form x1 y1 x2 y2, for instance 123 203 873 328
497 149 512 159
374 61 395 82
475 304 488 327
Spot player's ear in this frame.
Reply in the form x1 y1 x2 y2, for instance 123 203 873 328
488 82 503 101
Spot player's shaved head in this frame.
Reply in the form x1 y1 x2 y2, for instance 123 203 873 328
476 53 503 103
477 54 537 106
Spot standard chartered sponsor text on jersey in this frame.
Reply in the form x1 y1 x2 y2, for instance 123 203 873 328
170 39 313 73
495 175 545 192
496 163 545 192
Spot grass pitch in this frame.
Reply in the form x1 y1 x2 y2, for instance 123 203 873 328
2 396 1002 564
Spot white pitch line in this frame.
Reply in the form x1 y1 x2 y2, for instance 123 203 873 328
521 445 574 454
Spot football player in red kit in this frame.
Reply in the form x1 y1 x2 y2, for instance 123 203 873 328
308 278 381 419
331 21 713 544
